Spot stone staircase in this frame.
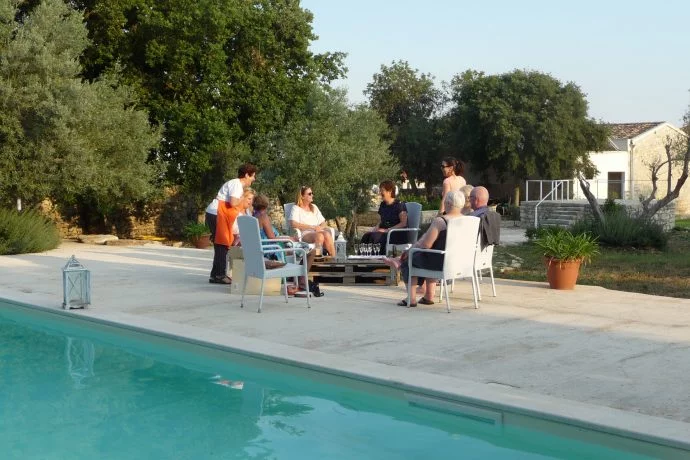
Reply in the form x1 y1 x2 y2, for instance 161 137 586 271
520 201 592 228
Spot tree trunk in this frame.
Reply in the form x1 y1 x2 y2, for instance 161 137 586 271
345 210 358 241
577 175 605 223
513 186 520 207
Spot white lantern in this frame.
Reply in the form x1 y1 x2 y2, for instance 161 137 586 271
335 234 347 262
62 255 91 309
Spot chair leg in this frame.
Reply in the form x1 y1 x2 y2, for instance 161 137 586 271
451 278 455 293
304 267 311 309
476 270 483 301
471 273 479 309
444 280 451 313
283 277 288 303
257 278 265 313
489 266 497 297
240 273 248 308
407 272 413 307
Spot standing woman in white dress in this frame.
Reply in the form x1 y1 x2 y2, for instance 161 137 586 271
289 186 336 257
438 157 466 214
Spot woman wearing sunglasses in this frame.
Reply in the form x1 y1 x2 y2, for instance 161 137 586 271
438 157 466 214
289 186 336 257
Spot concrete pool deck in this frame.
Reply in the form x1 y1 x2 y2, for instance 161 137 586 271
2 241 690 446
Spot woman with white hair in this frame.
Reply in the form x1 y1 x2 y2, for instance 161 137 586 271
384 190 466 307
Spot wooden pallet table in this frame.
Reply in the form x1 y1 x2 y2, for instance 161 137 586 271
310 257 399 286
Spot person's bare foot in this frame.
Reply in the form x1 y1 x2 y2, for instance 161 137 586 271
383 257 401 269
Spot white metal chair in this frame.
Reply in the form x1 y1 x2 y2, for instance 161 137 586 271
408 216 480 313
385 201 422 255
283 202 335 242
237 215 311 313
473 244 497 300
442 236 497 303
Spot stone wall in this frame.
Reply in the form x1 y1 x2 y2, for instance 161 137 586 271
520 199 676 231
44 187 200 239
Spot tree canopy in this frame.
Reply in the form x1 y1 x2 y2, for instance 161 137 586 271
448 69 608 183
0 0 161 213
364 60 446 193
66 0 346 199
252 85 396 234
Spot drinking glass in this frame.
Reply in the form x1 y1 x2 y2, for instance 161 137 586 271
367 243 373 257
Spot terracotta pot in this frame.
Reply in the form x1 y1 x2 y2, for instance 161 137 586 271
191 234 211 249
545 257 581 290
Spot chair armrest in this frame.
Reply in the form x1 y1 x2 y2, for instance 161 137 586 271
408 247 446 257
385 227 420 246
262 244 282 252
262 247 306 259
262 238 294 247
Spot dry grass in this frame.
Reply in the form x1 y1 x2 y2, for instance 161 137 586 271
495 229 690 299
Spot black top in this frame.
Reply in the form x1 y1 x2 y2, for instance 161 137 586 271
378 200 406 229
412 216 448 271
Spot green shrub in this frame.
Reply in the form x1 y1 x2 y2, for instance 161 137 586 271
525 225 563 240
570 212 668 250
534 229 599 263
600 198 625 217
183 221 211 239
507 205 520 221
0 209 60 255
399 193 441 211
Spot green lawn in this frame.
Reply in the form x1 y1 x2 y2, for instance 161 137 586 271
675 218 690 230
495 228 690 299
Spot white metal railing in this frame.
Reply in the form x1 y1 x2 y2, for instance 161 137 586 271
525 179 578 202
527 179 660 203
532 180 570 228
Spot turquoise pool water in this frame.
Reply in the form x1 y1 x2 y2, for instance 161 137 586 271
0 304 665 459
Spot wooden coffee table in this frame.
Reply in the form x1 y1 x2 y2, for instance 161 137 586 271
309 256 399 286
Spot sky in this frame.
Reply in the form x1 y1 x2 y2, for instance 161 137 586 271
301 0 690 125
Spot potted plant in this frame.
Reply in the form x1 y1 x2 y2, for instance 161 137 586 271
183 221 212 249
534 229 599 290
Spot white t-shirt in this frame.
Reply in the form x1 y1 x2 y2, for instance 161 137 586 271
289 204 325 228
205 178 244 215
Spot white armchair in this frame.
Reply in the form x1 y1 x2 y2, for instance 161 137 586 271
407 216 480 312
237 216 311 313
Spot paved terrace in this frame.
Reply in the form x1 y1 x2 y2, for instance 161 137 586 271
1 241 689 428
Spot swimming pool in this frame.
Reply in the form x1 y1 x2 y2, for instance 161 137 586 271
0 301 685 459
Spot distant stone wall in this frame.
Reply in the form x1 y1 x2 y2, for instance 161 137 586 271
520 200 676 231
620 200 676 231
43 187 200 239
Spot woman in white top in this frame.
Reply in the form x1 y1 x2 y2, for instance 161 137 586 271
289 186 336 257
231 189 256 246
438 157 466 214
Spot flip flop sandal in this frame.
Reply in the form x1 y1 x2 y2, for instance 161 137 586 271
397 299 417 308
418 297 435 305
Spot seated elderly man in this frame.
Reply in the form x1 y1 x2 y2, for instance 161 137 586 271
385 190 466 308
469 186 501 249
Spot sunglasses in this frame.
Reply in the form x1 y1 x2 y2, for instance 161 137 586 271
441 164 451 168
306 192 313 196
